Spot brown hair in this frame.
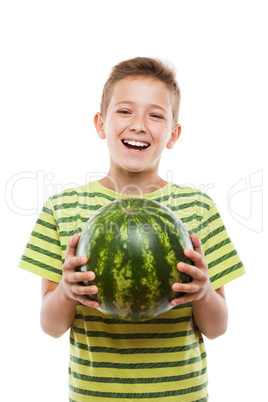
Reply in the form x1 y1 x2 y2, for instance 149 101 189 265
100 57 181 128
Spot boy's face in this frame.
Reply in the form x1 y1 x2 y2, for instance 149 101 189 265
95 77 180 176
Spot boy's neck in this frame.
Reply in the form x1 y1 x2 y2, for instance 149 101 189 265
98 171 168 196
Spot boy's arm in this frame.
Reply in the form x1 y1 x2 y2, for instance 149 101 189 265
40 234 99 338
192 285 227 339
171 233 228 339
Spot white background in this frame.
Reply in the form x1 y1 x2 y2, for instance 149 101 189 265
1 1 267 400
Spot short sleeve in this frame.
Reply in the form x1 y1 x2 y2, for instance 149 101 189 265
196 202 245 289
18 198 63 283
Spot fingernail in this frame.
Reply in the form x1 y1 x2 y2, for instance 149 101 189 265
90 286 98 294
179 263 185 270
184 248 190 256
81 256 87 264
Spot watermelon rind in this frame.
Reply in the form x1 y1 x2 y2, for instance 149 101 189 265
76 198 193 321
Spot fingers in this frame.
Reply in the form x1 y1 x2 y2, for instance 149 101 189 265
68 269 95 283
62 267 98 294
69 273 99 307
73 279 99 308
61 268 99 308
76 296 100 309
171 263 204 306
177 261 203 281
172 280 199 294
61 234 99 308
189 233 204 256
66 233 80 258
62 268 97 289
170 234 209 307
63 255 87 273
72 284 98 296
171 293 197 307
183 242 205 268
171 264 202 307
64 233 88 272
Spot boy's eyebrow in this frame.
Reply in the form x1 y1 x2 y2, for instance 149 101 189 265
114 101 167 112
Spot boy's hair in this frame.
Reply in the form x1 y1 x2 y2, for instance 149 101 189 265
100 57 181 128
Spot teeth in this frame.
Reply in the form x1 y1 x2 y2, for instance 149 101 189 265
123 140 149 147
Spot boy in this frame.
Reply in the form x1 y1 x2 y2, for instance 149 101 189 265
19 57 245 401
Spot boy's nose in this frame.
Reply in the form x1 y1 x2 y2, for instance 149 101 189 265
129 121 147 133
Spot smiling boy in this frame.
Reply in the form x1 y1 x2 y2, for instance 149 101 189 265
19 57 245 401
94 76 180 190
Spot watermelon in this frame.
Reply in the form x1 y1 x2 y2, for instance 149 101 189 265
76 198 193 321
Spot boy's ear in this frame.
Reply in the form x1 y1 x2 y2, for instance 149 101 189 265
94 113 106 139
166 124 181 149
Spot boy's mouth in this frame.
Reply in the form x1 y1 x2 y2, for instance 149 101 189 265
122 139 150 152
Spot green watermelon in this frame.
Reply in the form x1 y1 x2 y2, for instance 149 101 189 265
76 198 193 321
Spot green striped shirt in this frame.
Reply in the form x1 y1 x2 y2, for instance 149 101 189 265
19 180 245 401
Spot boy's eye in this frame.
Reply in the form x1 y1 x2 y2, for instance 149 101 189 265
151 114 163 119
117 109 131 115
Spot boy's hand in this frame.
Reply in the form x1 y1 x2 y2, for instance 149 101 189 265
171 233 213 306
60 233 99 308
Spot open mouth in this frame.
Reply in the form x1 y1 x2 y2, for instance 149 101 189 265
122 139 150 151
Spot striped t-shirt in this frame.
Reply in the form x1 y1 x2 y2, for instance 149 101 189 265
19 180 245 401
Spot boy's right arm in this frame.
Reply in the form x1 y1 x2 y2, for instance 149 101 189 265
40 233 99 338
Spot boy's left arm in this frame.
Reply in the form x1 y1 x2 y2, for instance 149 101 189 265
171 233 228 339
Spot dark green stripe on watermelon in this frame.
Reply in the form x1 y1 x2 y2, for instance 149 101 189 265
76 199 193 321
